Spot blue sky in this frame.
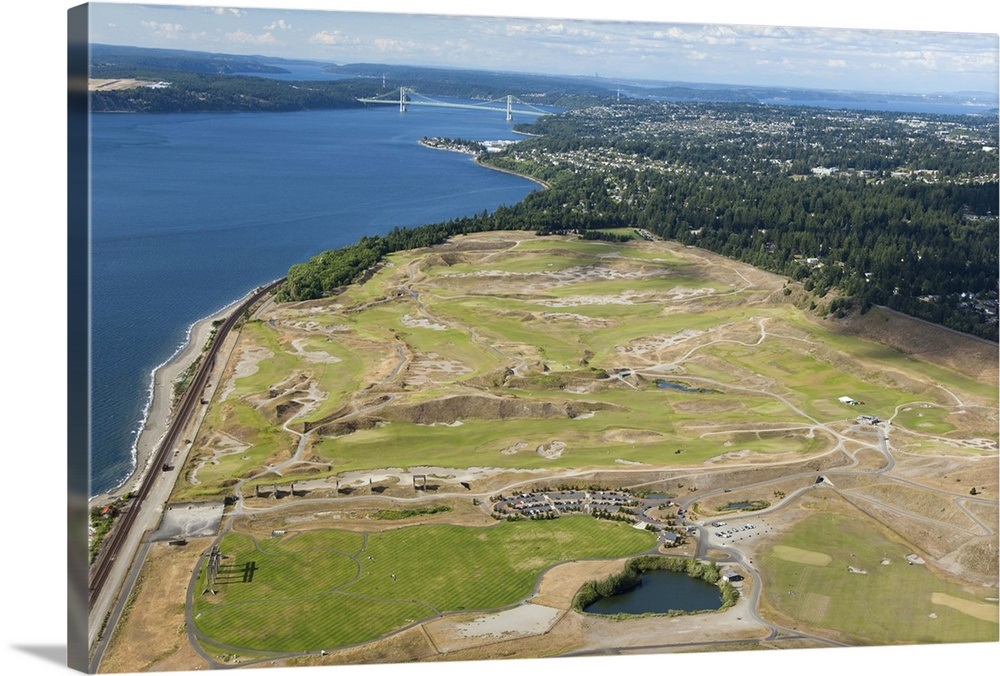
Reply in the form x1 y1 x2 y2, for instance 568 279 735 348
86 1 999 95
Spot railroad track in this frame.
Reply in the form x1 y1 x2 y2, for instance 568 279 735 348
88 279 284 609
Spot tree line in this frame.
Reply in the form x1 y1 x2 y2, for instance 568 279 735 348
278 100 998 340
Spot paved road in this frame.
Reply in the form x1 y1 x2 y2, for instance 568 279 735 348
87 282 280 664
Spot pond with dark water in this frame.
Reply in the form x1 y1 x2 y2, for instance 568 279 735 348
584 568 723 615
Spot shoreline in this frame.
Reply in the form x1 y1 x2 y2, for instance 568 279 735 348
474 156 550 189
89 289 259 506
93 139 546 509
417 138 550 190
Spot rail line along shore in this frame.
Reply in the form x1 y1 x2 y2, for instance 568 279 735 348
89 285 282 507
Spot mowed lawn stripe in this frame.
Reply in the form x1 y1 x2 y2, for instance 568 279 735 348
192 517 655 652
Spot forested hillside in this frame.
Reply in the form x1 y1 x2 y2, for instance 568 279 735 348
282 101 999 340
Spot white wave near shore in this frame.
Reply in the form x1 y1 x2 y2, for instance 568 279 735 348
90 285 271 504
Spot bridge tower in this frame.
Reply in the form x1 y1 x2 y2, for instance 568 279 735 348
399 86 406 113
506 95 513 122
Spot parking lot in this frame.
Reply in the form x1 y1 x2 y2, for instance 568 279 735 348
492 489 641 518
705 517 773 545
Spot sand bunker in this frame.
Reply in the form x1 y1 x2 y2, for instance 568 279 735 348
279 319 350 334
540 312 611 326
405 354 473 386
538 287 712 308
618 329 705 355
501 442 529 455
290 338 342 363
536 441 566 459
442 264 670 287
220 345 274 401
400 314 448 331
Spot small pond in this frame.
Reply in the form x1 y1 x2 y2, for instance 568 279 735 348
584 568 723 615
655 380 715 394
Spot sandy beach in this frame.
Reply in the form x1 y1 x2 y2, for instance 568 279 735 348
89 290 258 506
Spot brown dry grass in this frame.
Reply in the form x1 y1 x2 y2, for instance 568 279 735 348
834 306 998 386
99 541 207 673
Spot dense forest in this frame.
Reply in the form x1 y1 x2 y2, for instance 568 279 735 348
280 100 999 340
87 46 998 338
89 71 382 113
89 44 292 75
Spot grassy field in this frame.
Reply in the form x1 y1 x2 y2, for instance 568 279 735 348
191 517 656 652
758 510 999 644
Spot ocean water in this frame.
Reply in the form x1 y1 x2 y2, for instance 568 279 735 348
89 104 540 496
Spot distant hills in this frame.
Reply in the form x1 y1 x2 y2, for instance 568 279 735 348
89 44 295 76
88 44 998 116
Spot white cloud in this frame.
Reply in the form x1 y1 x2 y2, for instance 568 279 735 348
225 29 278 46
374 38 423 54
141 21 192 40
827 59 847 68
308 30 359 46
441 39 473 55
210 7 246 17
265 19 292 31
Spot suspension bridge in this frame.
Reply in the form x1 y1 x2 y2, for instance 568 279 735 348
357 87 551 121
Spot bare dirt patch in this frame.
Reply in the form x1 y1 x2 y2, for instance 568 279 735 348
532 559 626 609
89 77 162 91
382 394 615 424
427 604 563 654
602 428 664 444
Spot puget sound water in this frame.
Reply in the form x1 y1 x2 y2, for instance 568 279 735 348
89 103 541 496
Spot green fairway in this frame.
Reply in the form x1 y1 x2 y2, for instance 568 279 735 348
891 404 957 436
178 232 995 502
758 511 999 644
191 517 657 652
